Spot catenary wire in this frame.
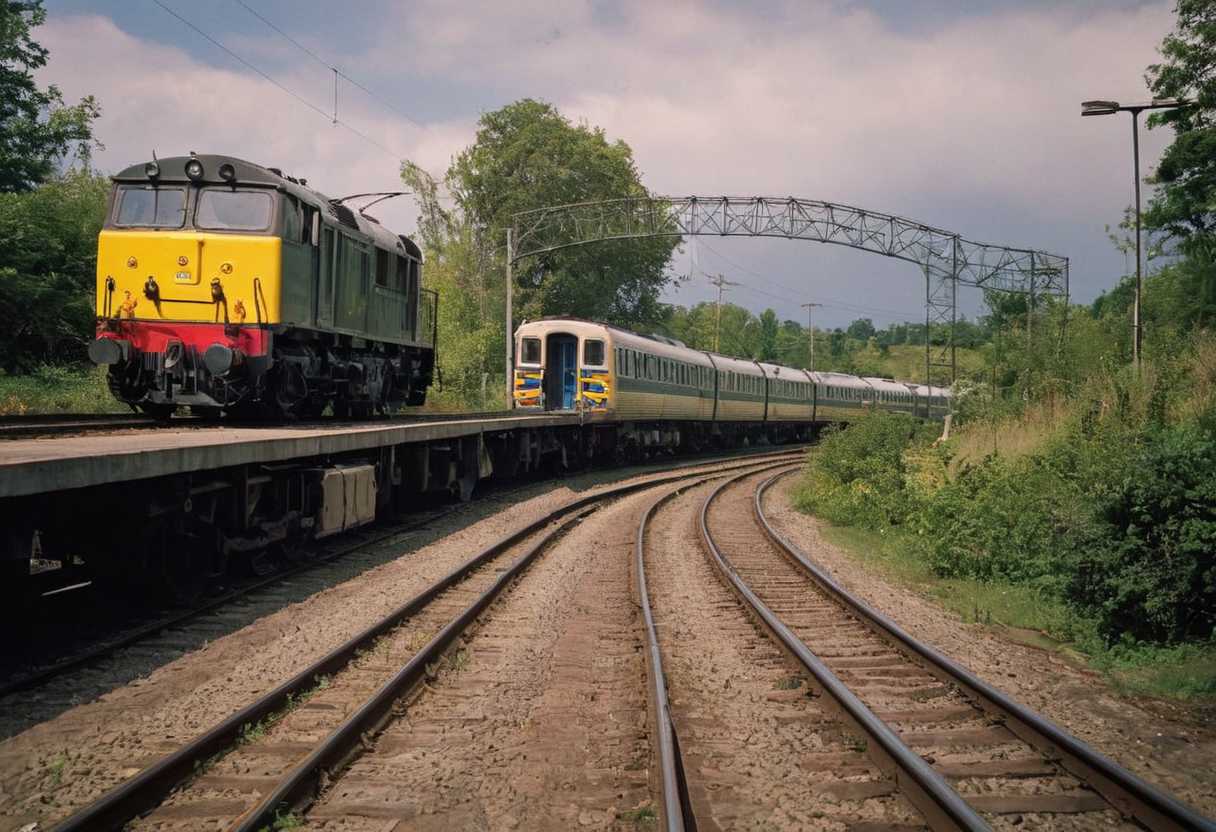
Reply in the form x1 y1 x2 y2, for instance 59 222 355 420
153 0 413 167
232 0 425 129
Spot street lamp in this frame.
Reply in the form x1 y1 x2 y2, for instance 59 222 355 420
1081 97 1188 369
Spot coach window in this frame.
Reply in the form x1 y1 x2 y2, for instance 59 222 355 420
521 337 541 365
584 338 605 367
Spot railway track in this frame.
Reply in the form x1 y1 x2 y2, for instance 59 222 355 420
45 450 804 832
633 465 1215 831
0 445 803 710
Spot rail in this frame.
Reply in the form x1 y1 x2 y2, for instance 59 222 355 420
753 470 1216 832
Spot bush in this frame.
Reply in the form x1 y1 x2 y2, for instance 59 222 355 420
794 412 933 527
1066 423 1216 644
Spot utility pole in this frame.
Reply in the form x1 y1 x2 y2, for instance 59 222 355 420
801 302 823 372
505 228 513 404
706 273 739 352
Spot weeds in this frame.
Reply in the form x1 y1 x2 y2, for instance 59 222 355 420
46 753 67 788
618 804 658 828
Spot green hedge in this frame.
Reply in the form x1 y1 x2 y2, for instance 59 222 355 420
795 410 1216 647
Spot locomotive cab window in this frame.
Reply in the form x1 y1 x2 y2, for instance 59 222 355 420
282 196 303 241
196 188 274 231
521 337 541 365
114 185 186 228
583 339 605 367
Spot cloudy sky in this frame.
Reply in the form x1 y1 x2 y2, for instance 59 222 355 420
42 0 1176 328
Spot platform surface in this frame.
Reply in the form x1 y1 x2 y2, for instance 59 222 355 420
0 413 582 498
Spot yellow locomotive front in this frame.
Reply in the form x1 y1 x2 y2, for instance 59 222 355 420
88 153 439 420
90 154 289 416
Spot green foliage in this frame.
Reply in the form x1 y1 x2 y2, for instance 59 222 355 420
0 364 122 414
793 412 933 527
1066 422 1216 643
402 100 677 408
0 169 110 371
448 98 677 327
796 354 1216 655
0 1 101 192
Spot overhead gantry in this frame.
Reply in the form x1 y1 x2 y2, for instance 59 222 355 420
506 195 1069 389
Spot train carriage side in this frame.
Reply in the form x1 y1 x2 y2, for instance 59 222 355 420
708 354 767 422
758 362 814 422
610 329 715 422
810 371 874 423
863 377 917 416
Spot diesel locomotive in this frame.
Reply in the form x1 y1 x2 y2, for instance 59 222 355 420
512 317 949 454
88 154 436 418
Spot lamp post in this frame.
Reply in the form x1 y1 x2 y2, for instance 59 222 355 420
1081 97 1187 370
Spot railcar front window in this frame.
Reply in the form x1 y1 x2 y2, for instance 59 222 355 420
584 339 605 367
115 185 186 227
196 188 274 231
521 337 541 365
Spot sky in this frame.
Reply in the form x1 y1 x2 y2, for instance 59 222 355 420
40 0 1177 330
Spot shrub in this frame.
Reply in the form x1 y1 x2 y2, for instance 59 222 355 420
1066 423 1216 644
795 412 932 527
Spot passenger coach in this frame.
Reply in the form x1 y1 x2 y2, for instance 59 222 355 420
512 317 950 454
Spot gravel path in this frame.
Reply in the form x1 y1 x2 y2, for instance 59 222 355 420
643 481 923 831
764 471 1216 821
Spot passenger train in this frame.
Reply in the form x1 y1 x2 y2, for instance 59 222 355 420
88 154 436 418
512 317 949 453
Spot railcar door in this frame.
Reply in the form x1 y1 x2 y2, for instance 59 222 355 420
544 334 577 410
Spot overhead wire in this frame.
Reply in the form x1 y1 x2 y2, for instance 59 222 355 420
151 0 436 177
692 237 926 321
232 0 425 129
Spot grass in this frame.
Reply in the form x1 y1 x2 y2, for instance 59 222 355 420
46 752 68 788
617 804 658 828
946 397 1070 471
0 364 125 414
816 522 1216 701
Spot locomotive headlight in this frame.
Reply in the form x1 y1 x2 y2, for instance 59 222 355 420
218 163 236 183
144 161 160 179
185 158 205 181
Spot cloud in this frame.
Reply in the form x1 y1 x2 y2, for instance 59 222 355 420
37 2 1178 324
36 13 471 235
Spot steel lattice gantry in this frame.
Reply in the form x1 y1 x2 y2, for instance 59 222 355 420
508 195 1069 388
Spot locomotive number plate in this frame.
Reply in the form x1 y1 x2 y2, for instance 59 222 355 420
174 271 192 283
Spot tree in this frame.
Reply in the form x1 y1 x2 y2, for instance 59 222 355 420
757 308 778 361
0 2 100 192
448 99 677 328
845 317 876 341
775 319 809 368
0 168 109 370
